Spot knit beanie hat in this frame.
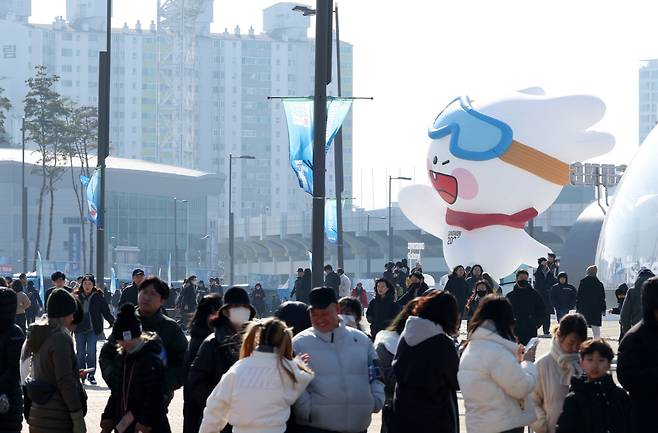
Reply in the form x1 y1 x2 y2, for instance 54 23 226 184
112 303 142 341
0 288 17 331
47 288 77 318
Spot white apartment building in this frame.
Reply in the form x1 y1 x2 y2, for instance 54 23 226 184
0 0 353 220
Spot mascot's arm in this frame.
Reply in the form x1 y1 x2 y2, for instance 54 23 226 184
399 184 448 239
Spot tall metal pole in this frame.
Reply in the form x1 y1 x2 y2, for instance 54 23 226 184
21 117 28 271
333 4 345 270
311 0 332 288
174 198 178 281
185 201 190 277
96 0 111 289
366 214 371 276
228 154 234 285
388 176 392 261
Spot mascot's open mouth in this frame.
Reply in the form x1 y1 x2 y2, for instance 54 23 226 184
429 170 458 204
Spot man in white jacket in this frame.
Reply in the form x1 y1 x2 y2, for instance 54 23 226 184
293 287 385 433
337 268 352 298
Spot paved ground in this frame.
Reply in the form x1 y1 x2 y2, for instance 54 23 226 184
22 319 622 432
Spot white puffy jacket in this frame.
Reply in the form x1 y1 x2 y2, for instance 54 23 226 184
458 322 538 433
199 350 314 433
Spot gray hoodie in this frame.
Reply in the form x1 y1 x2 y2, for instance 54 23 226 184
292 320 385 432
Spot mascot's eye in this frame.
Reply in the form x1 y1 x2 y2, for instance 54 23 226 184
432 156 438 165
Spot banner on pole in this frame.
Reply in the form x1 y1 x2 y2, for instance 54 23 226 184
282 97 353 195
167 253 172 287
37 251 45 304
110 267 116 293
80 168 101 226
325 199 338 244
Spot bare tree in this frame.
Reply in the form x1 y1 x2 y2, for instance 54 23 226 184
0 86 11 144
63 103 98 272
24 66 67 266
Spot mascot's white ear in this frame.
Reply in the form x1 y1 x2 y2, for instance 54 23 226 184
517 87 545 96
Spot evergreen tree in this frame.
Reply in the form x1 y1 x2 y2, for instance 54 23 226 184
0 86 11 143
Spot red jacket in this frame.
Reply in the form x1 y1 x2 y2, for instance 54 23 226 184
351 287 368 309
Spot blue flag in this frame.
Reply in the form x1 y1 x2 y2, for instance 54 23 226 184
110 267 117 293
37 251 45 304
325 200 338 244
282 97 353 195
80 168 101 226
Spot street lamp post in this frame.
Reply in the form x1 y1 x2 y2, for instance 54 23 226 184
21 117 28 271
388 176 412 261
366 214 386 277
293 3 345 271
173 197 178 282
228 154 255 285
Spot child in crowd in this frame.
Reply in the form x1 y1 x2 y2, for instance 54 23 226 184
532 314 588 433
101 304 170 433
199 318 314 433
555 339 631 433
338 296 369 335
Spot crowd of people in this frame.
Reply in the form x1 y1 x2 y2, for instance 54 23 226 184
0 255 656 433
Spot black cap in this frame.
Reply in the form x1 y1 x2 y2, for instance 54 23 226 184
309 287 338 309
297 268 304 273
132 269 145 277
219 286 256 318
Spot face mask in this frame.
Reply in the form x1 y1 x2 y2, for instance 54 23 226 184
477 291 487 297
339 314 357 328
518 280 528 287
228 307 251 326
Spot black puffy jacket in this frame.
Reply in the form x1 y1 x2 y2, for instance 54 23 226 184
534 268 558 309
556 375 631 433
506 283 545 345
393 325 460 433
183 321 215 433
617 293 658 433
444 275 469 316
186 320 241 433
75 289 115 335
366 290 401 337
576 275 606 327
550 282 577 312
101 337 170 433
0 324 25 433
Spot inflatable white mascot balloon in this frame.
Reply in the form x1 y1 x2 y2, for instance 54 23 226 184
399 88 614 279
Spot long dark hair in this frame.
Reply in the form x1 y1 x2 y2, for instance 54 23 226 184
386 298 419 334
302 269 312 287
451 265 465 278
468 295 517 342
189 293 222 329
374 278 395 300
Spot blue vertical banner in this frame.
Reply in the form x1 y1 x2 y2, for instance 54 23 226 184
167 253 172 287
80 168 101 226
282 97 353 195
37 251 45 304
325 200 338 244
110 267 117 293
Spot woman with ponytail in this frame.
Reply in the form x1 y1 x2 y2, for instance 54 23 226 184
199 318 314 433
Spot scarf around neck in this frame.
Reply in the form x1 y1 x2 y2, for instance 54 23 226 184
550 336 582 386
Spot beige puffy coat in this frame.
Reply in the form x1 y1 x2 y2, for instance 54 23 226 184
531 336 582 433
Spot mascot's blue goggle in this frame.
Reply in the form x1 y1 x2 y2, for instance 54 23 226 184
428 96 513 161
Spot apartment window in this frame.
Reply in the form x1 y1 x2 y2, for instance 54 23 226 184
2 45 16 59
62 80 72 87
61 48 73 56
61 64 72 72
62 33 73 41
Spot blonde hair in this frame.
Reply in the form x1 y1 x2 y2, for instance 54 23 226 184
240 317 311 384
